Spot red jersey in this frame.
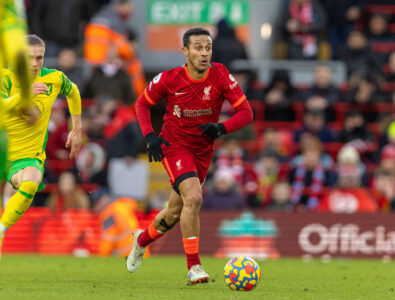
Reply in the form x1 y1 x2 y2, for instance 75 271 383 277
136 62 253 150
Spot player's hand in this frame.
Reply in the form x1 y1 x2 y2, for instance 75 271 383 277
145 132 170 162
198 123 226 139
66 128 82 159
32 82 49 96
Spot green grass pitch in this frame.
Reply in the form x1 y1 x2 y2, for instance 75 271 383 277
1 255 395 299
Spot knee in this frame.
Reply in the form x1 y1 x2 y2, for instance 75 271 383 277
183 191 202 211
20 181 38 195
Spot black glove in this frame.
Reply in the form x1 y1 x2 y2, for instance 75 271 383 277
198 123 226 139
145 132 170 162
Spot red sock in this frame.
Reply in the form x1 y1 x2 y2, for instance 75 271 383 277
137 221 164 247
183 237 201 270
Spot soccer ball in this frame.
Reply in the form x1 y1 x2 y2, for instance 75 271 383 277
224 256 261 291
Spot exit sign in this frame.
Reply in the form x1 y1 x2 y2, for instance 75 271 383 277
147 0 249 25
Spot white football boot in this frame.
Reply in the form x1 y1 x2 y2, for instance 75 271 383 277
187 264 210 285
126 229 146 273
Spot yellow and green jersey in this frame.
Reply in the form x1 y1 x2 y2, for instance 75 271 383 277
1 67 78 162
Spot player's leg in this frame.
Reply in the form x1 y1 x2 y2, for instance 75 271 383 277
178 177 210 284
0 164 42 258
1 166 41 229
126 190 183 272
1 0 32 105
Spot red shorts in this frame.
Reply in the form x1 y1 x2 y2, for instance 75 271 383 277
161 143 214 189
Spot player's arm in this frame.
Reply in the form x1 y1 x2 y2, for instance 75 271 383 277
63 80 82 159
135 73 169 162
221 96 253 133
199 67 253 139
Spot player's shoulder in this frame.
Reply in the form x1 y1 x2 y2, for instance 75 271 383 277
152 66 184 83
39 67 61 77
210 62 230 76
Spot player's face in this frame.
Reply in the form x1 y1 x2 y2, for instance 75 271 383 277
183 35 212 73
28 45 45 79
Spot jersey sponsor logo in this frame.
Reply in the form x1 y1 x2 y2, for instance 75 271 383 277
176 159 183 171
175 91 187 96
229 74 238 89
183 108 212 118
203 86 211 100
173 105 181 118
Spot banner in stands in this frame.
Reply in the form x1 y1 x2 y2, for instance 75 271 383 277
146 0 250 51
4 208 395 259
150 212 395 259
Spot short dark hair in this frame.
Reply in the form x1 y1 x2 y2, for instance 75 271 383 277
182 27 211 48
27 34 45 47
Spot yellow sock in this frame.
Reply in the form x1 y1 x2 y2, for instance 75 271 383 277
0 181 38 228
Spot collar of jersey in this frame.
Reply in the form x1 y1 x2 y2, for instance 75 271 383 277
183 63 211 83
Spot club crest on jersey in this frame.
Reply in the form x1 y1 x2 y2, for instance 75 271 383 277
176 159 183 171
173 105 181 118
45 83 53 95
203 86 211 100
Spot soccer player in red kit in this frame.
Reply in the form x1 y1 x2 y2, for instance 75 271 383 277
126 27 253 284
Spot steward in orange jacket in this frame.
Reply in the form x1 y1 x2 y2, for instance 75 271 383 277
84 0 145 97
99 197 149 257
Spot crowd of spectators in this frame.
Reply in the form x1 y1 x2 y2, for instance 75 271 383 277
14 0 395 214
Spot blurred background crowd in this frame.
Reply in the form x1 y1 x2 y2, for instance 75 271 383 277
10 0 395 217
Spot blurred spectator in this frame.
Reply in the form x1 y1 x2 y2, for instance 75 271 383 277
260 70 298 121
338 110 375 144
379 145 395 177
214 140 247 185
83 46 135 105
365 14 393 43
344 31 383 77
46 171 90 212
345 73 389 122
253 149 282 207
289 137 334 209
385 51 395 83
260 128 292 160
281 0 327 59
108 157 149 200
46 102 70 161
212 18 248 71
32 0 96 56
202 168 244 210
294 109 334 142
304 64 340 105
99 197 140 256
57 48 85 91
318 145 376 212
321 0 366 59
267 180 293 212
84 0 145 97
74 142 108 190
371 169 395 211
334 145 367 186
291 132 334 170
104 104 143 159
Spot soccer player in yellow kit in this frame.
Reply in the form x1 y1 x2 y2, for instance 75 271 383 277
0 0 33 187
0 34 82 259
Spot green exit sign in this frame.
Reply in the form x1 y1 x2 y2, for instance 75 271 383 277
147 0 249 25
